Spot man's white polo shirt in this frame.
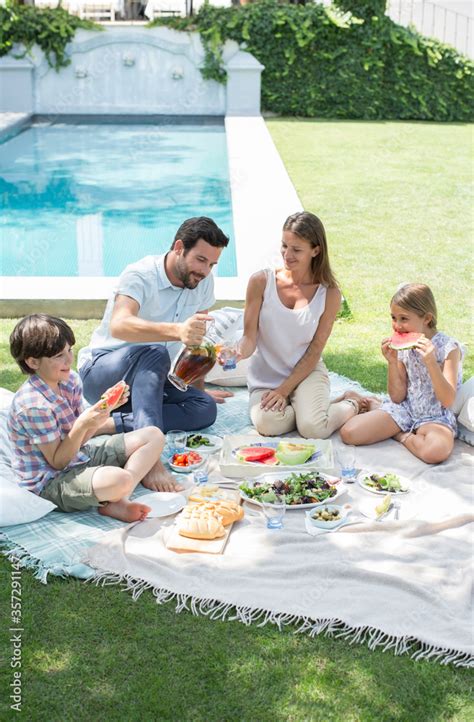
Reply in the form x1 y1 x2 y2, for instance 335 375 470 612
77 254 215 369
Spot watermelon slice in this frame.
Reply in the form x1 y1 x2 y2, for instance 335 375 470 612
275 442 315 465
236 446 277 464
100 380 128 410
389 332 421 350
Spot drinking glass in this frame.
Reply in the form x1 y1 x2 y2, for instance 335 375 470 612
261 494 286 530
217 342 238 371
337 445 357 482
193 456 210 485
166 430 187 457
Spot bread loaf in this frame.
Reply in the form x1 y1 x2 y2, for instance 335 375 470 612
178 505 226 540
197 500 244 526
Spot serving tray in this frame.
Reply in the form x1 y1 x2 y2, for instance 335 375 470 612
218 435 334 479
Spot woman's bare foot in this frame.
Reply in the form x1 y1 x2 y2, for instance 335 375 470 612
340 390 368 413
394 430 413 445
99 499 151 522
367 397 382 412
142 459 184 493
339 390 381 414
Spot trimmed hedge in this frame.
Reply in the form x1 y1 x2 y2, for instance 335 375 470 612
152 0 473 122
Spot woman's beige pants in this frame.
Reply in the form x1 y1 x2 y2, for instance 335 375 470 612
249 360 356 439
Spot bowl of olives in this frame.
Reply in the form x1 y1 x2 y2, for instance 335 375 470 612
305 503 350 530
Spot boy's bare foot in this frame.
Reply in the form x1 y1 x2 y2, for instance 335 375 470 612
99 499 151 522
142 459 184 493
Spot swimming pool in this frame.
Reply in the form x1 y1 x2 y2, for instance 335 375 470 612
0 122 236 278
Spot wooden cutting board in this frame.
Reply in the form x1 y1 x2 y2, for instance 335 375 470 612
165 487 241 555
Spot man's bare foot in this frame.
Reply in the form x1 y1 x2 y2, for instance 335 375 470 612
142 459 184 493
207 389 234 404
99 498 151 522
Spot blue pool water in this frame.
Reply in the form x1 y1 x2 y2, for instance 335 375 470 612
0 123 236 277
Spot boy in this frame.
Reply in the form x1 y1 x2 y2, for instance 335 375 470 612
8 314 165 522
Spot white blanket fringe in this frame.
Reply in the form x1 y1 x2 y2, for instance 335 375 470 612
86 570 474 668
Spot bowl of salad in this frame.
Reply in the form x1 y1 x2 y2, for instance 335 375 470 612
239 471 343 509
306 503 351 529
185 433 222 452
357 470 410 495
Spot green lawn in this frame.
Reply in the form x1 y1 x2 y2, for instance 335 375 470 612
1 119 473 720
267 118 473 389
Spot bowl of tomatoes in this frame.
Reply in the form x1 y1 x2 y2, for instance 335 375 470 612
168 450 205 473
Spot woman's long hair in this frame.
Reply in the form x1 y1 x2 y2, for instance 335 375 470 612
283 212 338 288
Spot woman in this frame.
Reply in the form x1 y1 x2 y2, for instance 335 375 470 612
237 211 368 438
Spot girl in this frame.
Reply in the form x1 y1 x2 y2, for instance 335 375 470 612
340 283 463 464
236 211 370 439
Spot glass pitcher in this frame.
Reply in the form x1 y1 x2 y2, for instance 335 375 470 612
168 331 218 392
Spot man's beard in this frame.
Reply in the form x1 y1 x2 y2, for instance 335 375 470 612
181 272 200 289
176 259 205 289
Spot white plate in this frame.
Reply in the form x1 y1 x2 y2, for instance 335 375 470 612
358 497 417 521
139 492 187 518
185 433 223 452
168 455 206 473
239 471 345 510
357 470 410 495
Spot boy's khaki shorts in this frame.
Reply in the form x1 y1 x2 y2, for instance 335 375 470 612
39 434 127 513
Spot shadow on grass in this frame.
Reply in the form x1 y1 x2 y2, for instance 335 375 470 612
0 554 471 722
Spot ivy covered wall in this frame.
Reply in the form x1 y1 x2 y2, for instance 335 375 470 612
1 1 472 121
154 0 473 122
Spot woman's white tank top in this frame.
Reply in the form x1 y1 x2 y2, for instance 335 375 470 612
247 269 328 393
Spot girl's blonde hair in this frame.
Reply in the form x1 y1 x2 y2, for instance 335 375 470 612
282 212 338 288
391 283 437 329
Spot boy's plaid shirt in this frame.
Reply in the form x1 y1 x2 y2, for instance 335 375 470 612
8 371 90 494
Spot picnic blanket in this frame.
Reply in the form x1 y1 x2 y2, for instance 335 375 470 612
2 376 473 666
82 436 474 667
0 372 366 581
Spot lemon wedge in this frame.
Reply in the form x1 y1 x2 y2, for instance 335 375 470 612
375 493 392 519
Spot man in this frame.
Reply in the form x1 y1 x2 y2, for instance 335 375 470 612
78 217 232 491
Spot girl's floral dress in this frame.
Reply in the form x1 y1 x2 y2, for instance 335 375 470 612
381 332 463 434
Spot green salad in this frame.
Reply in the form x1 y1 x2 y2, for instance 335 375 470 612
240 472 337 506
186 434 212 448
362 473 406 493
